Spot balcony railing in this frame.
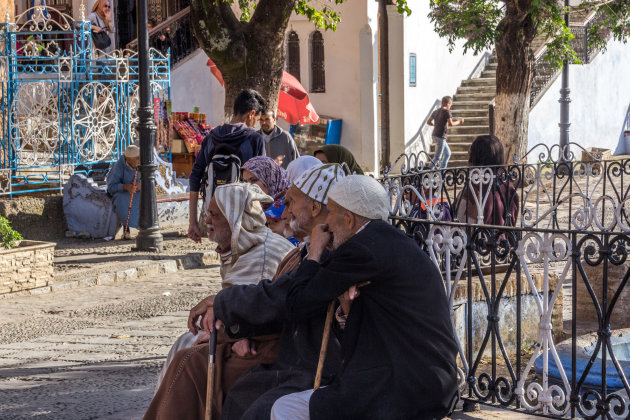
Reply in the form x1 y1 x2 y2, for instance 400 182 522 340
126 6 198 67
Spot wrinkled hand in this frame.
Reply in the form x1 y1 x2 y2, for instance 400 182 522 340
123 183 140 193
188 222 201 243
308 224 332 262
338 285 359 316
232 339 257 357
187 295 215 335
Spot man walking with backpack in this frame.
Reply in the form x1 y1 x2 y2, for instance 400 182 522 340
188 89 267 242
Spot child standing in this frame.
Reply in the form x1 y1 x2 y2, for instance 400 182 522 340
427 96 465 169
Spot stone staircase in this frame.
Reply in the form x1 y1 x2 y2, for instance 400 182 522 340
429 9 604 168
441 54 498 167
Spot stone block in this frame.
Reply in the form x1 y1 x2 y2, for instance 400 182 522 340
159 260 179 274
115 268 138 282
97 272 116 285
136 264 160 278
78 277 98 287
52 281 79 292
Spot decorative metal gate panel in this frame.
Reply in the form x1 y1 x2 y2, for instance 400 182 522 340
0 5 170 196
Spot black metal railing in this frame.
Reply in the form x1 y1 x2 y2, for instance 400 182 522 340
126 6 198 67
378 144 630 419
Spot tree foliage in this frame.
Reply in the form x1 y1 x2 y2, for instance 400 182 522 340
428 0 629 70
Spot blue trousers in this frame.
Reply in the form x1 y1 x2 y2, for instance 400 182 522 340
432 136 451 169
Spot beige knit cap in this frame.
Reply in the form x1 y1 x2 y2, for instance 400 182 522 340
293 163 345 204
124 145 140 158
327 175 390 221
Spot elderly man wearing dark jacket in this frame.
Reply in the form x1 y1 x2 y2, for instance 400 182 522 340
259 109 299 169
277 175 459 420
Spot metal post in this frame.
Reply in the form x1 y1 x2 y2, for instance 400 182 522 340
558 0 571 162
377 0 390 171
135 0 163 251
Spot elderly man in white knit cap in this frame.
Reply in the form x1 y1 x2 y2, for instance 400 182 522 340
275 175 460 420
145 164 346 420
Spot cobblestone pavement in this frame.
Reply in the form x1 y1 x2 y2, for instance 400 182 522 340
0 267 222 420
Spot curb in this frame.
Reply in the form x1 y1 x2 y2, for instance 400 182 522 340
0 251 220 299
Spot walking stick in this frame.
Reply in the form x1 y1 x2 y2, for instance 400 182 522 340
313 281 371 390
314 300 336 390
205 327 218 420
124 169 138 239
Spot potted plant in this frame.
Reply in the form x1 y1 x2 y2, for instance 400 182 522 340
0 216 22 249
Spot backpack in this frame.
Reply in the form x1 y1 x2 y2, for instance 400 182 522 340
201 144 242 212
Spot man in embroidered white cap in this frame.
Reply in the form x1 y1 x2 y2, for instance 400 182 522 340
145 164 346 420
276 175 459 420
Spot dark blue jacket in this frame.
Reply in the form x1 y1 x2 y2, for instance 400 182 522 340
189 123 265 192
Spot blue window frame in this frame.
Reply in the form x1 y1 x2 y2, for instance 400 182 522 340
409 53 417 87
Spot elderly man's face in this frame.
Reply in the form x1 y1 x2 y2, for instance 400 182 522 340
205 196 231 252
325 199 355 250
284 186 315 238
126 156 140 169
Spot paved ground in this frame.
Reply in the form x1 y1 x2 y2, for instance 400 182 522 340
0 266 222 420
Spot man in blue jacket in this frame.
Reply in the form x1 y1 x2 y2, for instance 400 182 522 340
188 89 267 242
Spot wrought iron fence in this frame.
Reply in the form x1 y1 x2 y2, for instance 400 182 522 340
0 5 171 196
379 144 630 419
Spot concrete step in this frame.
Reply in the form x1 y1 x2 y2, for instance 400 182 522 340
453 92 496 102
430 142 473 152
449 125 490 135
447 159 469 168
456 85 496 95
444 133 479 143
451 100 491 110
480 70 497 78
453 116 489 125
461 77 496 87
450 109 489 118
485 62 498 70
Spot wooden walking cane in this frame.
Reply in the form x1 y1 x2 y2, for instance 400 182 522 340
205 327 218 420
313 282 371 390
124 169 138 239
314 300 336 390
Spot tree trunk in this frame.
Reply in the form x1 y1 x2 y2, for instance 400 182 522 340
494 3 536 164
190 0 295 121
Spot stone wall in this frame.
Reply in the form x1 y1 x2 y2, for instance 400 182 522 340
453 272 563 358
0 240 55 294
577 263 630 328
0 195 66 241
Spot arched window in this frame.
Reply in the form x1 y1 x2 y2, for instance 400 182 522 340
286 31 300 82
310 31 325 93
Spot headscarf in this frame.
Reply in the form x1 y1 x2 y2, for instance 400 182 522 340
314 145 364 175
286 156 323 184
327 175 390 221
293 163 346 205
213 183 293 286
242 156 289 201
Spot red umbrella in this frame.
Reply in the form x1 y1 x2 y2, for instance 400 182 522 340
206 59 319 125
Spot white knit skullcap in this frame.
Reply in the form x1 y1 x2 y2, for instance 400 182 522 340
286 156 323 184
327 175 390 221
293 163 345 204
124 145 140 158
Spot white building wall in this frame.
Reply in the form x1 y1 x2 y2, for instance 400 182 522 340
398 2 490 158
528 39 630 158
286 1 369 168
169 49 225 126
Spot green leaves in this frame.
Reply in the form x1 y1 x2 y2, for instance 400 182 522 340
294 0 344 31
0 216 22 250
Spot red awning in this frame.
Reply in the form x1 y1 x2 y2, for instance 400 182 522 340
206 59 319 125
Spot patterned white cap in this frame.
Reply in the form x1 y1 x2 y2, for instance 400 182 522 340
124 145 140 158
293 163 345 204
327 175 390 221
